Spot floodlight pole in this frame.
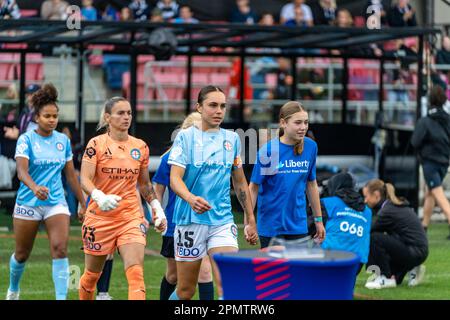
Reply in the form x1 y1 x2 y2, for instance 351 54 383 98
130 49 137 135
413 35 425 212
291 56 297 101
186 49 193 116
19 51 26 113
342 57 349 124
239 50 245 124
76 46 84 144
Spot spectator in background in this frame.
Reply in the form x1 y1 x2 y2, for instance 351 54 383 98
81 0 97 21
280 0 313 26
129 0 151 21
387 0 417 27
98 2 119 21
364 0 388 26
0 0 20 19
436 35 450 65
172 5 198 24
120 7 133 21
259 12 275 26
156 0 179 21
335 8 353 28
230 0 257 24
40 0 69 20
285 5 308 27
150 7 164 22
3 84 41 142
311 0 337 26
0 84 19 126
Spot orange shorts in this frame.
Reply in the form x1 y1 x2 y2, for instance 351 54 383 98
81 215 147 256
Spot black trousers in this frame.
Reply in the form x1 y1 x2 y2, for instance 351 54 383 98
368 232 427 284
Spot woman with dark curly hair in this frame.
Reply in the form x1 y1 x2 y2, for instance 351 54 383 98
6 83 86 300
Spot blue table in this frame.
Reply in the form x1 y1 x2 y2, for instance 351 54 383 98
212 249 359 300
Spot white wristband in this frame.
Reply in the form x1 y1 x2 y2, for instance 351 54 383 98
150 199 163 211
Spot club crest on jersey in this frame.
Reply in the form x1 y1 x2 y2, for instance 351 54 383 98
223 140 233 152
56 142 64 151
130 148 141 160
85 147 96 159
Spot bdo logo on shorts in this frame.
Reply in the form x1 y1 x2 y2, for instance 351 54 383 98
130 148 141 160
15 206 35 217
56 142 64 151
230 224 238 239
177 246 200 258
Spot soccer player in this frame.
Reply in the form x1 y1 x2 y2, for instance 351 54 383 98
6 84 86 300
249 101 325 249
318 172 372 275
168 86 258 300
78 97 167 300
154 112 215 300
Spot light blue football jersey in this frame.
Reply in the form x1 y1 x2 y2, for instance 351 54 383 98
15 130 72 207
168 126 242 226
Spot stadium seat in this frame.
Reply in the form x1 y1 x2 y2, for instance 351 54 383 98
0 54 16 88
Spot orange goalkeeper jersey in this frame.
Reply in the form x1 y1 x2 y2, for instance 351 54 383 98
83 133 149 221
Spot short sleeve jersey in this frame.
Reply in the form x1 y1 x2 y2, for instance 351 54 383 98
15 130 72 207
250 138 317 237
82 133 149 221
168 126 242 226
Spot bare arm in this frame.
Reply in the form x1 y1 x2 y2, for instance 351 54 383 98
232 167 258 245
79 160 97 196
137 168 157 204
153 183 166 203
306 180 325 242
16 157 48 200
248 182 259 212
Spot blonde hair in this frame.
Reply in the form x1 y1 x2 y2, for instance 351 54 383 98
181 112 201 129
365 179 405 206
278 101 308 156
97 97 128 131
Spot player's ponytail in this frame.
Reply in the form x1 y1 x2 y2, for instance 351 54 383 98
278 101 307 156
97 96 128 131
365 179 405 206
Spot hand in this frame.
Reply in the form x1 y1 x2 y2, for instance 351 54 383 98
244 222 258 246
150 199 167 234
188 195 211 214
4 126 19 140
313 221 326 244
32 185 49 200
91 189 122 211
77 205 86 222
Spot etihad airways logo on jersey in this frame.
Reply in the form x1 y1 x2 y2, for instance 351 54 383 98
101 167 139 175
193 160 233 169
33 158 66 166
102 167 139 181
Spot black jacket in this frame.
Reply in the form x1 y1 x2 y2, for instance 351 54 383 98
411 108 450 166
387 4 417 27
372 201 428 258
